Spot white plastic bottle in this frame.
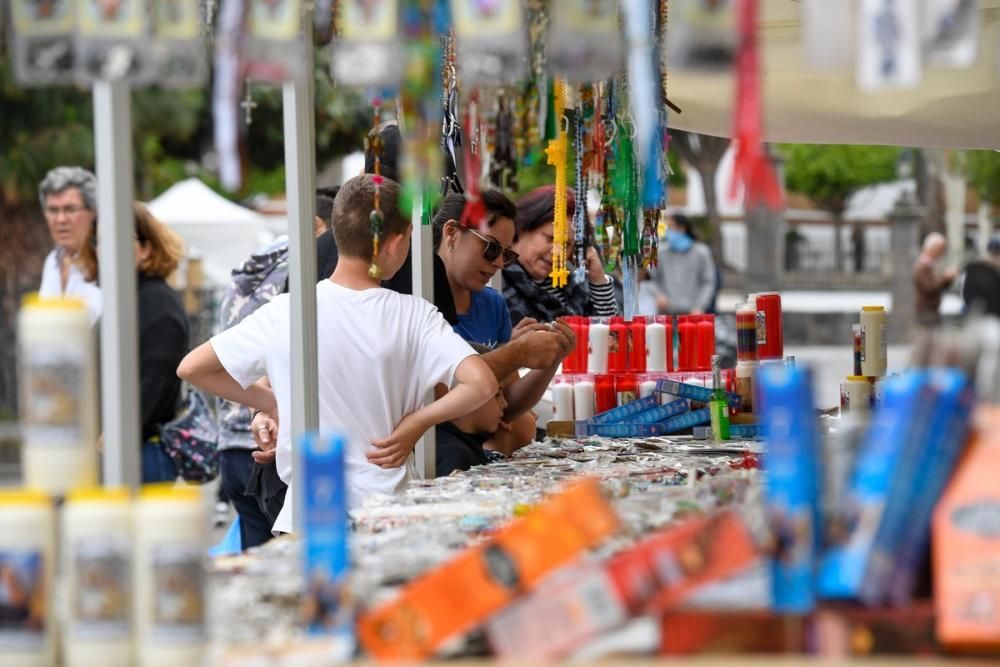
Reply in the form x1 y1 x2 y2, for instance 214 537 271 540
0 489 55 667
134 485 206 667
63 488 133 667
17 295 99 494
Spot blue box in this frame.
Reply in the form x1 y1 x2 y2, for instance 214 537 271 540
298 432 353 645
590 393 660 425
634 399 690 424
655 379 742 408
817 372 927 602
758 364 821 613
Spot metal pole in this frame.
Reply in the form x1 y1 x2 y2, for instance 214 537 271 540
410 195 436 479
93 80 140 489
284 29 318 531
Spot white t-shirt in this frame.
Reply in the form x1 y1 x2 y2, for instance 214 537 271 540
210 280 475 531
39 249 102 325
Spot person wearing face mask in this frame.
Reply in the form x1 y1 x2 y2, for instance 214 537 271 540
37 166 102 324
914 232 958 328
502 185 618 326
652 213 717 315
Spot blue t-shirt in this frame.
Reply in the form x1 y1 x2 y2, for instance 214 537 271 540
454 287 512 349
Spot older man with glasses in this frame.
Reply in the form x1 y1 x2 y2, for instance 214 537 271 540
37 166 102 324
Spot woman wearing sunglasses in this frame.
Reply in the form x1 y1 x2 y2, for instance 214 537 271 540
503 185 618 326
433 190 572 457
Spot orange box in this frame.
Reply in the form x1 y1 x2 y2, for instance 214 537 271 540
357 478 619 661
933 406 1000 652
606 509 760 615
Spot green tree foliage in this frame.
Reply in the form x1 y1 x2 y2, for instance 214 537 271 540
966 150 1000 206
782 144 900 213
782 144 900 271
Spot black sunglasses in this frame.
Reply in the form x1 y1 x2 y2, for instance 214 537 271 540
459 225 519 267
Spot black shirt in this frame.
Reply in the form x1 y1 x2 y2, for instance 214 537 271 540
137 273 189 439
435 422 490 477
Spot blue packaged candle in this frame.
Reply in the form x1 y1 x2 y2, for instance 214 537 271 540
879 369 973 606
661 408 711 433
817 372 927 602
730 423 766 439
634 399 689 424
298 432 354 649
656 379 742 408
590 393 660 425
759 364 821 613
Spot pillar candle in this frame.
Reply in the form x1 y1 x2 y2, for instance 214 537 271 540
588 322 610 373
551 383 575 422
646 322 667 372
573 381 595 421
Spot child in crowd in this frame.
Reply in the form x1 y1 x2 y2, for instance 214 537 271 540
178 174 498 531
436 361 514 477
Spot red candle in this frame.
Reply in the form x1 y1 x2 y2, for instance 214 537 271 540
562 317 581 374
755 292 784 360
628 317 647 373
577 318 591 374
678 316 696 371
595 374 617 414
696 315 716 371
615 374 638 407
609 317 628 372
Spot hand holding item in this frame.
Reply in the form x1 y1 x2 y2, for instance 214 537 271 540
510 317 548 342
250 410 278 464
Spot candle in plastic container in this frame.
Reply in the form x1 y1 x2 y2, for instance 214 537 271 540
0 489 55 667
645 322 667 372
595 374 616 413
639 380 658 399
588 321 610 373
608 318 628 372
134 485 206 667
573 380 595 420
551 383 574 422
63 488 133 667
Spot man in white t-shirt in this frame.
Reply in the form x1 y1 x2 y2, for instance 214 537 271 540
177 174 498 531
37 166 102 324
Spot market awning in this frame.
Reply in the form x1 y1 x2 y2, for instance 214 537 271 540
667 0 1000 150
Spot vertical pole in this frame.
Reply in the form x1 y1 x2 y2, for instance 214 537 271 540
93 80 140 489
284 26 318 531
410 194 436 479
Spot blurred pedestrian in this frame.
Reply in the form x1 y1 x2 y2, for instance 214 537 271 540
914 232 957 327
37 167 101 324
653 213 716 315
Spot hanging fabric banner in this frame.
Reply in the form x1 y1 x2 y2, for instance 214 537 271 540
729 0 782 210
76 0 155 83
243 0 307 83
450 0 526 87
856 0 922 91
923 0 979 69
213 0 248 191
621 0 664 209
10 0 77 85
666 0 736 72
548 0 621 84
152 0 207 87
333 0 402 87
801 0 853 72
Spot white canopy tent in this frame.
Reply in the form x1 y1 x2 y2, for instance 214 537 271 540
668 0 1000 150
148 178 285 287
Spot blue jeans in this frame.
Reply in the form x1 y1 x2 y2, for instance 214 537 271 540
141 439 177 484
220 449 275 549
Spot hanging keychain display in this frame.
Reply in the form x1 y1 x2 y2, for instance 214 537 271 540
368 99 387 279
440 31 464 196
152 0 208 87
572 97 588 285
9 0 77 85
333 0 403 87
489 91 517 191
548 0 621 84
450 0 527 87
546 78 570 289
76 0 155 83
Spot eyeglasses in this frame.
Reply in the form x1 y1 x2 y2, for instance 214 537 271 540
461 226 519 267
44 205 87 218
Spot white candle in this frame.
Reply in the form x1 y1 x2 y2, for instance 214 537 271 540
639 380 658 399
551 383 575 422
588 323 610 373
573 381 595 421
645 323 667 371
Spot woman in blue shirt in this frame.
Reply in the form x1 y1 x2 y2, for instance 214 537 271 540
432 191 563 459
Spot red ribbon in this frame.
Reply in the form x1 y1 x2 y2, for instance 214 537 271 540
730 0 782 209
